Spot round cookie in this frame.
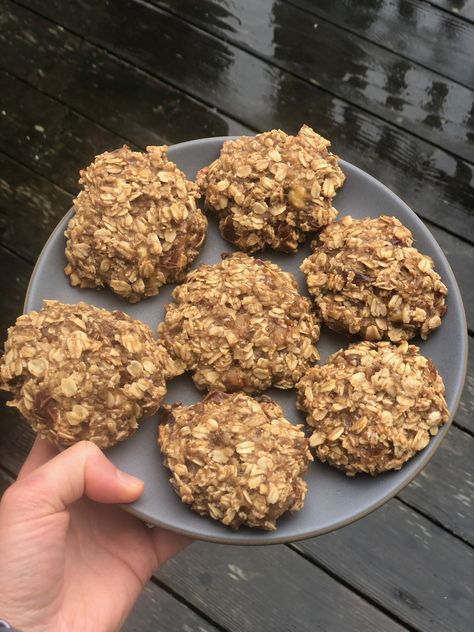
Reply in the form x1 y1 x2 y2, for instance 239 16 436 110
157 252 320 392
0 300 176 448
196 125 345 253
158 391 312 530
296 341 448 476
65 145 207 303
301 215 447 341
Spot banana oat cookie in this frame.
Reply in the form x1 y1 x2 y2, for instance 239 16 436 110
196 125 344 253
65 145 207 303
301 215 447 341
157 252 320 392
158 391 312 530
296 341 448 476
0 300 176 448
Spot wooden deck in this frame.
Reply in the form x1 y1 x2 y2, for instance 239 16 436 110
0 1 473 629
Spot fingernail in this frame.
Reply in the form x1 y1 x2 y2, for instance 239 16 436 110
116 469 144 488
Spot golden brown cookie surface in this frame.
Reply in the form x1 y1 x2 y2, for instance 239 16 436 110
301 215 447 341
65 145 207 303
158 252 320 392
158 391 312 530
197 125 344 253
0 301 175 448
296 340 448 476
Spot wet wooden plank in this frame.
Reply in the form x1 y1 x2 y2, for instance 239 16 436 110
0 245 31 344
2 10 473 332
17 0 474 241
428 224 474 331
0 396 34 477
156 542 406 632
0 71 127 194
285 0 474 87
399 425 474 544
153 0 474 161
0 152 71 262
427 0 474 21
456 341 474 434
123 581 219 632
294 501 474 632
0 244 34 476
0 0 251 146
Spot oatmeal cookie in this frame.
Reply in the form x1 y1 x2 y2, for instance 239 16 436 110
0 301 176 448
301 215 447 341
65 145 207 303
296 341 448 476
158 391 312 530
158 252 320 392
196 125 344 253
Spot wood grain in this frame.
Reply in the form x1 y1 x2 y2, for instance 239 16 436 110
0 245 31 344
13 0 474 241
0 393 34 476
427 0 474 21
0 152 71 262
284 0 474 87
456 341 474 434
153 0 474 160
123 580 220 632
429 224 474 331
156 541 406 632
399 425 474 544
0 1 251 146
294 500 474 632
0 70 129 194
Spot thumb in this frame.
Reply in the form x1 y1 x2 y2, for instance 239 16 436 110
1 440 144 522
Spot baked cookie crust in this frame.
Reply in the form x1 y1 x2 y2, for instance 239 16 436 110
301 215 447 341
158 391 312 530
197 125 344 253
158 252 320 392
65 145 207 303
0 300 175 448
296 340 448 476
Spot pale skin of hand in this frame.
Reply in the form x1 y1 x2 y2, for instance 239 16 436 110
0 438 190 632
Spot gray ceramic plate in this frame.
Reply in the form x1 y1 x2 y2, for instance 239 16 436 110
25 137 467 545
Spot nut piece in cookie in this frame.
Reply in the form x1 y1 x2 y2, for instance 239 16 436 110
197 125 345 253
301 215 447 341
296 340 448 476
0 300 176 448
158 391 312 530
65 145 207 303
158 252 320 392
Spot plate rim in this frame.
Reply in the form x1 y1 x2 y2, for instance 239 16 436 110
23 136 468 545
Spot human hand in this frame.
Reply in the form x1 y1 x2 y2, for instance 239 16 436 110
0 438 190 632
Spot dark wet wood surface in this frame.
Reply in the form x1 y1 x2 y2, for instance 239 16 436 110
152 0 474 160
0 1 472 630
428 0 474 20
11 0 474 240
286 0 474 86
